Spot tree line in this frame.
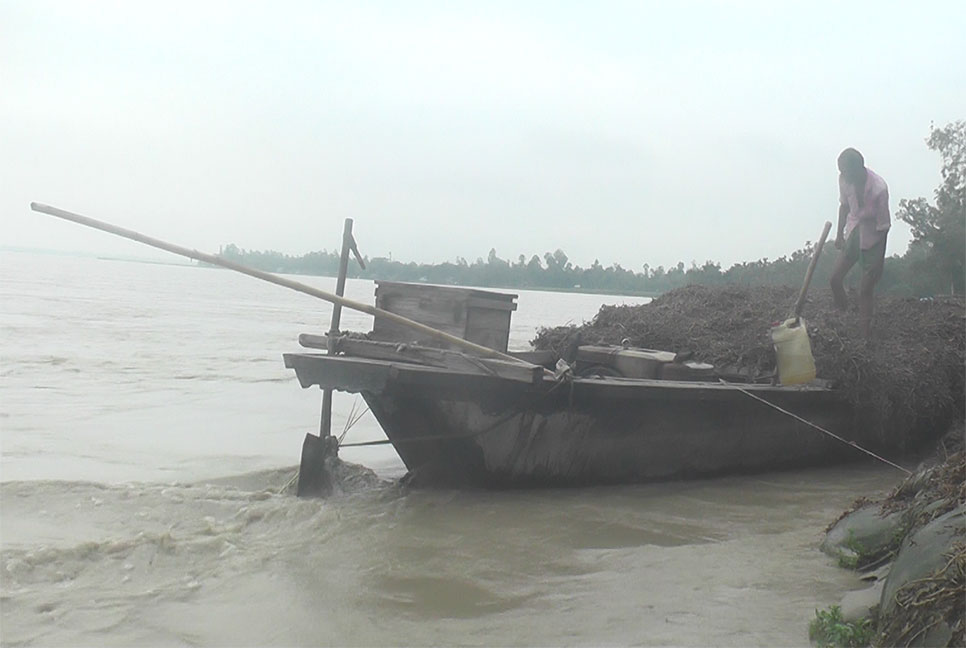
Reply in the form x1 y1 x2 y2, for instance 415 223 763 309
218 121 964 298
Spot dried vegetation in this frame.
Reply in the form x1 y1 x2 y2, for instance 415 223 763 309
876 541 965 648
532 284 965 451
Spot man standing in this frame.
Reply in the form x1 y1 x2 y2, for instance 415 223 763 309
830 148 891 337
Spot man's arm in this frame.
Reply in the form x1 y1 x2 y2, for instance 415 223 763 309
876 187 891 231
835 202 849 249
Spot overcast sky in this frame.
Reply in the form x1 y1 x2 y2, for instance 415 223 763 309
2 1 964 270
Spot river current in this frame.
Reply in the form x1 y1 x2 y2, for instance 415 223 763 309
1 251 900 646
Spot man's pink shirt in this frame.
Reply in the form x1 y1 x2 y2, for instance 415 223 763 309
839 168 890 250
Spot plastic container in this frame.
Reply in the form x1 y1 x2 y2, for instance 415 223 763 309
770 318 816 385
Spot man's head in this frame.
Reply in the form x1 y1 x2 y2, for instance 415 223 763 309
838 148 866 185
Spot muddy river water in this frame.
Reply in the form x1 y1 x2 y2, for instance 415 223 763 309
1 251 901 646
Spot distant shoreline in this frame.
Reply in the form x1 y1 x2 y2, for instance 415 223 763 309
0 246 191 267
201 262 662 298
2 247 658 298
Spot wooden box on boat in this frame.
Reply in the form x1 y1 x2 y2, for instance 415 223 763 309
371 281 517 352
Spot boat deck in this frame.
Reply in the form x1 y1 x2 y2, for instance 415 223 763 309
283 352 840 403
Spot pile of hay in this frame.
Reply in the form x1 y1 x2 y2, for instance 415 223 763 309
532 284 965 451
884 425 965 520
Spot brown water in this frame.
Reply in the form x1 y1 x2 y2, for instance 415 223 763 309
1 251 903 646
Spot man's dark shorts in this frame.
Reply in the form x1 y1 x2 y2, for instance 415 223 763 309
845 229 887 277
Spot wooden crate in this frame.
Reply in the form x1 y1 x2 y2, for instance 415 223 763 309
371 281 517 352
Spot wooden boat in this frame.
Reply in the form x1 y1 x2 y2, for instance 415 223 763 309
284 348 856 487
283 282 862 488
28 206 860 489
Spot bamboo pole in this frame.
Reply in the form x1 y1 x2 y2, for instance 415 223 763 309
319 218 358 438
29 203 534 366
793 221 832 322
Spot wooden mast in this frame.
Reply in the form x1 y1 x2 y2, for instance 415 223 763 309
319 218 364 437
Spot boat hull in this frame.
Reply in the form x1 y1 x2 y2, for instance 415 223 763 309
284 353 862 487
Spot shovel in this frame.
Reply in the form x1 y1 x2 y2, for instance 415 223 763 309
792 221 832 324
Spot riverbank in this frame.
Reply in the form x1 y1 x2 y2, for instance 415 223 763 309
534 285 966 453
815 423 964 647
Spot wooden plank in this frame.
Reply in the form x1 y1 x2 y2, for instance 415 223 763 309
299 333 338 349
385 362 536 395
372 291 468 345
468 330 509 352
466 296 518 311
376 280 517 303
465 306 512 351
466 308 511 327
376 284 469 310
375 295 466 325
371 322 466 347
283 353 392 392
297 336 542 384
509 350 556 367
347 338 540 384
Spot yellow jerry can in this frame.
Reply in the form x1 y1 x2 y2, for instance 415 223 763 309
770 318 816 385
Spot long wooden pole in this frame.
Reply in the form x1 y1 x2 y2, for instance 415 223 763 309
320 218 356 438
30 202 532 366
793 221 832 322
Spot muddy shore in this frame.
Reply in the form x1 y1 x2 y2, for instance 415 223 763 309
818 425 964 647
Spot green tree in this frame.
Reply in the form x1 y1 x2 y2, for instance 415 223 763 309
896 120 965 294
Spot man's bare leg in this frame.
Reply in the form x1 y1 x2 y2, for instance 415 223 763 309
859 255 885 338
859 272 875 337
830 249 857 310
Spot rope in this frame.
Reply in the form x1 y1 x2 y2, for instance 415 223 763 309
337 438 395 447
721 380 911 475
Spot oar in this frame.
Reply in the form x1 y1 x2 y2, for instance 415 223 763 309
792 221 832 324
29 202 535 367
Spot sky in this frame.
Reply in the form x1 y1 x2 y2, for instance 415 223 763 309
2 0 964 271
